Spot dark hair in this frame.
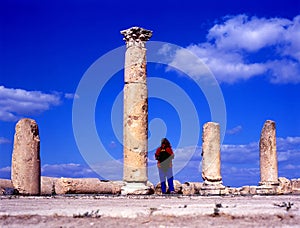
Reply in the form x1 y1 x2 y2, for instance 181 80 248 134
161 138 171 148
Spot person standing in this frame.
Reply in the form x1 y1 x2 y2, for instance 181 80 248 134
155 138 175 194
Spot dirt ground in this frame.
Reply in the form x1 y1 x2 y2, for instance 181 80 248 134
0 194 299 227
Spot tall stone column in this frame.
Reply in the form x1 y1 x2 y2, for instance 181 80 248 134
259 120 279 188
200 122 225 195
11 118 41 195
120 26 152 194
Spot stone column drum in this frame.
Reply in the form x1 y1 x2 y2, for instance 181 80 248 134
200 122 224 195
201 122 222 184
120 27 152 193
259 120 279 186
11 118 41 195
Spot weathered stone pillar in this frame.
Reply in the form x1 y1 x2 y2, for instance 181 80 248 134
258 120 279 192
11 118 41 195
120 26 152 194
200 122 225 195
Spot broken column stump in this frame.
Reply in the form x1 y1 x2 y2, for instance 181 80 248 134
200 122 225 195
120 26 152 194
11 118 41 195
257 120 279 194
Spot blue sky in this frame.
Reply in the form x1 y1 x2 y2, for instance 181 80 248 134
0 0 300 187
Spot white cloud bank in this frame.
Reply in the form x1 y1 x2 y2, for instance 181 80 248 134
0 85 77 121
41 163 98 178
163 14 300 84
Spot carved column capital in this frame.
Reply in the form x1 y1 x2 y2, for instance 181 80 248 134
120 26 152 48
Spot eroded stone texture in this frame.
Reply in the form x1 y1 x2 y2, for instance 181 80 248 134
124 46 147 83
121 26 152 48
201 122 222 184
181 182 203 195
291 178 300 194
276 177 292 194
259 120 279 186
41 176 58 195
55 178 122 194
121 27 152 188
11 118 40 195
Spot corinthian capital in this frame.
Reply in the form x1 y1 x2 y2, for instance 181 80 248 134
121 26 152 48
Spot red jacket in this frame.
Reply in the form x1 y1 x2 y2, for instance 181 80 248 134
155 147 174 168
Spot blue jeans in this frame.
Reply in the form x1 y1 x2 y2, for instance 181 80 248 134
158 167 175 193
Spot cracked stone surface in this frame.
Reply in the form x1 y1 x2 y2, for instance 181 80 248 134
202 122 222 183
259 120 279 186
11 118 41 195
121 27 151 185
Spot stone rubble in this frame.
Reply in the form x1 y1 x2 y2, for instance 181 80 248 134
1 26 298 197
2 176 300 196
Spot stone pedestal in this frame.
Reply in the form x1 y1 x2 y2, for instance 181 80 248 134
11 118 41 195
120 27 152 194
259 120 279 189
200 122 224 195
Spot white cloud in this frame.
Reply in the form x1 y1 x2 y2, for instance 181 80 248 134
226 125 242 135
164 14 300 84
221 142 259 164
0 166 11 172
0 137 11 144
41 163 97 178
0 85 62 121
0 166 11 179
207 15 291 52
277 137 300 155
64 93 79 99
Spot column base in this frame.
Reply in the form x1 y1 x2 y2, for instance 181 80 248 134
259 181 279 186
121 182 151 195
200 180 226 196
257 181 279 195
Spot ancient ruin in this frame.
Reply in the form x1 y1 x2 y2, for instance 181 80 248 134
259 120 279 185
120 26 152 194
257 120 279 194
1 116 300 196
200 122 225 194
1 28 299 197
11 118 41 195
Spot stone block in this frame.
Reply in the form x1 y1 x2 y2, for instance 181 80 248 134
291 178 300 194
240 186 250 195
276 177 292 194
55 178 121 194
41 176 58 195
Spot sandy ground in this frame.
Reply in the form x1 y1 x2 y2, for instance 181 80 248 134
0 194 299 227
